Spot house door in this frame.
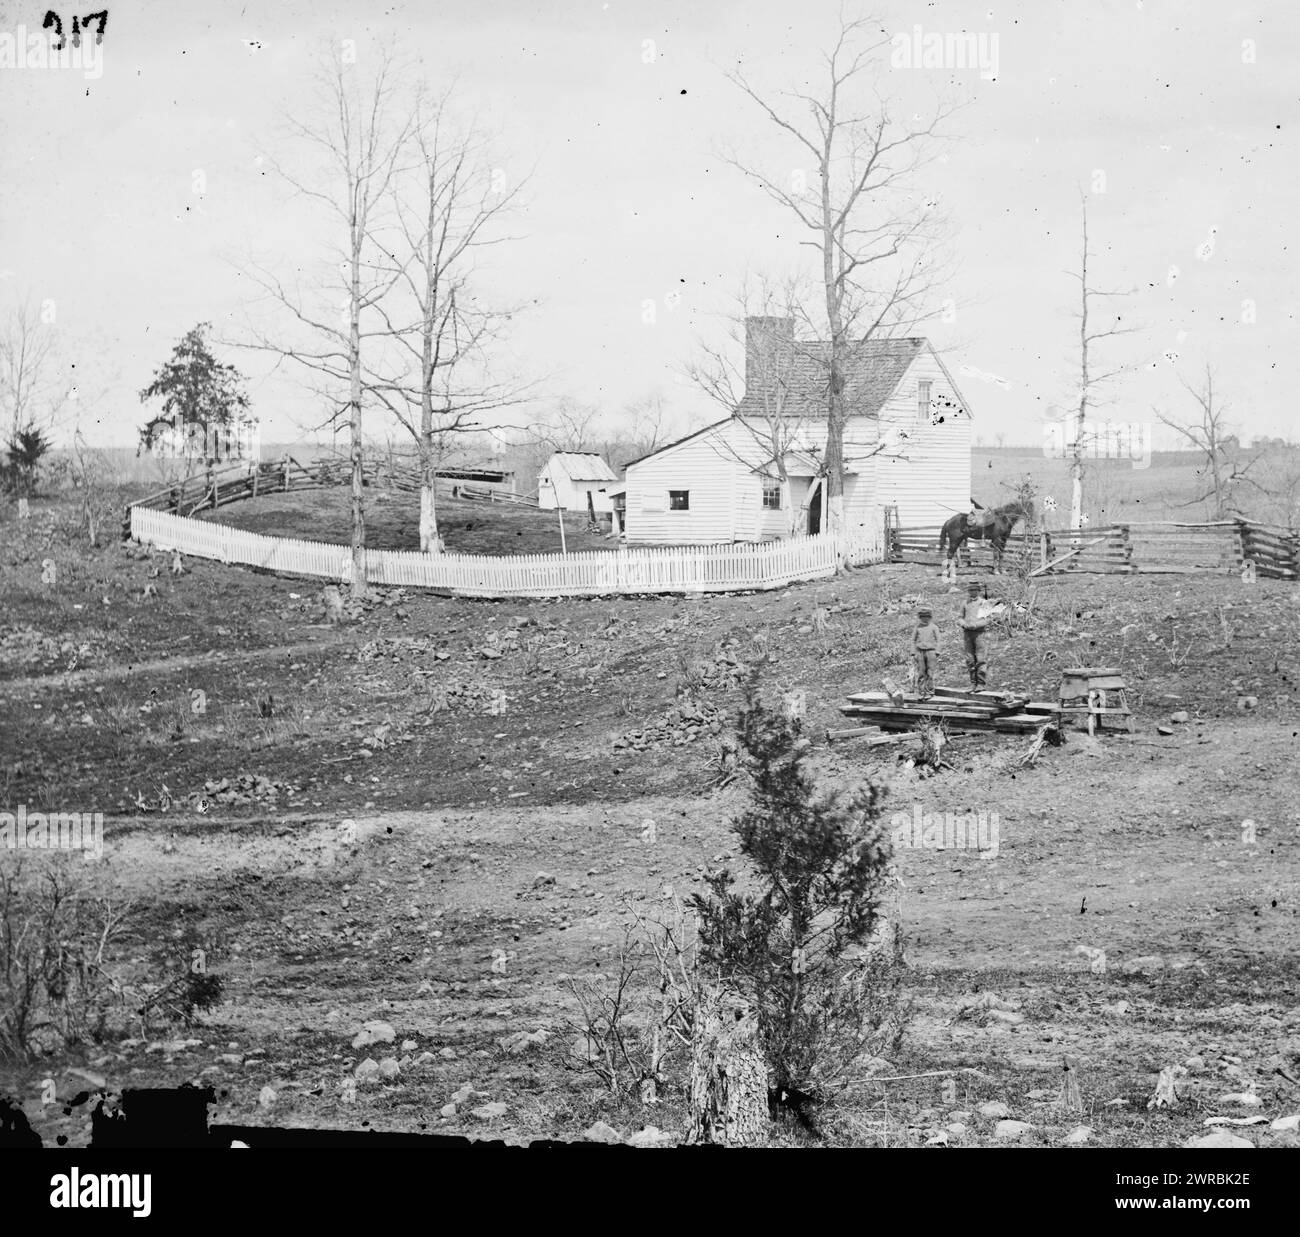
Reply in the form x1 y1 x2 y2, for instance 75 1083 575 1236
807 482 823 534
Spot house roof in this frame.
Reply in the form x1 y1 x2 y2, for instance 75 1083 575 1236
542 451 619 483
739 335 931 420
622 419 730 470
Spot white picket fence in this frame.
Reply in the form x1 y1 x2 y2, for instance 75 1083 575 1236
130 506 885 598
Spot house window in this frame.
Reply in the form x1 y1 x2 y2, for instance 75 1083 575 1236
668 489 690 511
917 380 932 423
762 481 782 510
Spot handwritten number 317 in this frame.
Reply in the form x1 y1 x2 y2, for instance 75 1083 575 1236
43 10 109 51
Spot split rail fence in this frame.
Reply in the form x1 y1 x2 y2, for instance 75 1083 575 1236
126 455 536 528
889 519 1299 580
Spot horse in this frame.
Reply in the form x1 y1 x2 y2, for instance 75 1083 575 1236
937 499 1034 579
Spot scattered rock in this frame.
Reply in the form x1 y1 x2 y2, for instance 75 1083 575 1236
978 1101 1011 1119
354 1058 381 1084
378 1057 401 1080
401 1039 417 1052
414 1052 436 1066
1124 955 1165 974
1102 1000 1131 1016
438 1047 456 1060
257 1086 276 1109
1156 725 1175 736
1186 1130 1253 1149
471 1102 507 1120
352 1020 397 1049
583 1120 624 1144
988 1009 1025 1026
1170 710 1191 724
994 1120 1033 1140
1183 1055 1205 1073
532 871 556 889
1063 1125 1093 1145
500 1029 550 1055
945 1122 968 1135
1219 1092 1262 1106
65 1068 107 1089
627 1126 676 1148
439 1103 457 1118
1270 1114 1300 1132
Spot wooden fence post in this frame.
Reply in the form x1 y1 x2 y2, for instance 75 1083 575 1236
282 454 290 492
1118 524 1132 571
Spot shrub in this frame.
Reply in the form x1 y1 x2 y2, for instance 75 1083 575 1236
690 678 905 1127
0 857 133 1060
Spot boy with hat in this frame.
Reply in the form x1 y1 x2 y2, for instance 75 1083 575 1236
912 606 939 698
959 582 990 689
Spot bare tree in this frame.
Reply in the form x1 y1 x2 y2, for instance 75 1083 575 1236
1067 195 1140 531
241 48 415 596
0 297 70 445
526 398 605 453
369 93 534 552
688 281 814 537
689 279 915 538
1156 363 1264 519
725 14 958 555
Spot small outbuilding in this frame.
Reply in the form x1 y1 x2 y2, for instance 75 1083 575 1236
537 451 620 513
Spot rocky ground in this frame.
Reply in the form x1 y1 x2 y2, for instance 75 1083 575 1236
1 492 1298 1146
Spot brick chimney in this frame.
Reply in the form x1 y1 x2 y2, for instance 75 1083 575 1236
744 316 795 405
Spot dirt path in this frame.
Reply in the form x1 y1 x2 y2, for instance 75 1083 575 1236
0 636 354 694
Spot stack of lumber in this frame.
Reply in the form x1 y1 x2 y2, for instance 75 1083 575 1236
837 685 1061 737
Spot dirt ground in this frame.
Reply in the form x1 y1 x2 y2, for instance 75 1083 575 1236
2 493 1298 1147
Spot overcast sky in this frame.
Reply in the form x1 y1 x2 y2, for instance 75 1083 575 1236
1 0 1294 449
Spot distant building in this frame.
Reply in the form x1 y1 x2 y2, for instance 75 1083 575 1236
537 451 620 513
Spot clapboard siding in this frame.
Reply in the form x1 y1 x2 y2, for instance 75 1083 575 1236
871 352 973 527
625 422 741 543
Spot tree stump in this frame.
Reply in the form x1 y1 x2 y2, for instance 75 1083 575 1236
1147 1064 1183 1110
1061 1056 1083 1112
687 987 769 1147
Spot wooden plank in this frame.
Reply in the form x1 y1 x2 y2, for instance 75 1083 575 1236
826 727 920 744
1027 534 1113 577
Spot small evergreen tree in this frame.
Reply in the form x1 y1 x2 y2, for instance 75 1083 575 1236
691 678 900 1128
5 426 51 496
138 324 253 463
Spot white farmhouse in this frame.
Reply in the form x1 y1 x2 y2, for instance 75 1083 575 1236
621 317 972 545
536 451 620 513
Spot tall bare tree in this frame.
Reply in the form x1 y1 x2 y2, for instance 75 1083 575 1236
688 282 813 537
1067 194 1140 531
1156 363 1264 519
0 297 70 444
690 279 916 538
370 94 533 552
243 49 414 596
725 14 958 554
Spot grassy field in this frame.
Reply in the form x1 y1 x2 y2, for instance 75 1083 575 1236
198 487 615 555
1 487 1298 1148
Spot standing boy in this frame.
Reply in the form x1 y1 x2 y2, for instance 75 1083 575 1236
912 607 939 698
959 581 990 689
